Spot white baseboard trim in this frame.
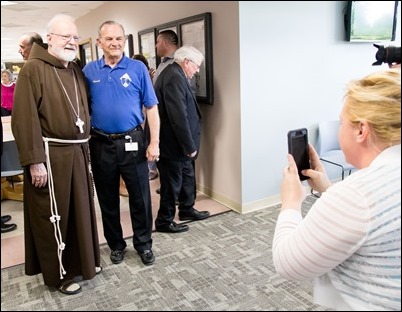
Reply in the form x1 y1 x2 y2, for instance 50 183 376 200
198 183 315 214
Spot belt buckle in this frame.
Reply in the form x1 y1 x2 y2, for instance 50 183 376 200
108 134 119 140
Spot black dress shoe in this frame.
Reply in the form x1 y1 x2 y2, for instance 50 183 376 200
110 249 125 264
138 250 155 265
178 209 210 221
155 221 189 233
149 170 159 180
1 215 12 223
1 223 17 233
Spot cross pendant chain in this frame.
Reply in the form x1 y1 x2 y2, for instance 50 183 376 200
76 118 84 133
53 67 85 134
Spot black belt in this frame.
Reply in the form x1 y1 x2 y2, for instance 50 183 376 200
90 126 142 140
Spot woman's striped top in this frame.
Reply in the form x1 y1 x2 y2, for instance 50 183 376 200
273 145 401 311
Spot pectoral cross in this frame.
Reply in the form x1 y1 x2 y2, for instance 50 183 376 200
76 117 84 133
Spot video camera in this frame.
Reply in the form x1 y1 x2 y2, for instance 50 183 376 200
372 44 401 66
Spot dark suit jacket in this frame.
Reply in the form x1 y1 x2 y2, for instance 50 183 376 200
154 62 202 161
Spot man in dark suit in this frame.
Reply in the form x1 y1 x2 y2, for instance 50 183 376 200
154 46 210 233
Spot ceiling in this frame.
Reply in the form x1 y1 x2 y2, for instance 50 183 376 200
1 1 109 62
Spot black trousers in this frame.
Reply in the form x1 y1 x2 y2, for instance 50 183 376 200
89 128 153 252
155 158 196 226
178 159 196 202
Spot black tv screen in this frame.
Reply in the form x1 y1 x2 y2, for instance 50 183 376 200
345 1 398 42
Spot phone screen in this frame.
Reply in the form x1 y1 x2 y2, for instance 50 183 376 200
287 128 310 180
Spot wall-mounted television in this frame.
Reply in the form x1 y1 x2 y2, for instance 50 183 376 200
345 1 399 42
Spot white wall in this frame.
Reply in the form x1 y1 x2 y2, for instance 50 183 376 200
239 1 401 211
76 1 244 211
77 1 401 213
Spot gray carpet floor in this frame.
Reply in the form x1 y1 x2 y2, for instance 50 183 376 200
1 195 332 311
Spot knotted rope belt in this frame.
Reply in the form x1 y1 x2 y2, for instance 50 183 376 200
42 136 89 280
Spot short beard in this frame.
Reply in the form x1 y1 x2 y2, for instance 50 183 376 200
51 46 77 62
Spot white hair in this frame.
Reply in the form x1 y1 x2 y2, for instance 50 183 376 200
46 14 76 33
174 45 204 66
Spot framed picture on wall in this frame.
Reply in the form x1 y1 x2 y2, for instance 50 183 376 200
157 24 178 34
138 12 213 104
155 22 178 67
125 34 134 58
138 28 157 70
78 38 93 67
179 13 213 104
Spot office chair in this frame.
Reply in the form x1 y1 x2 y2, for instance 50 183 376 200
317 120 354 180
1 140 24 201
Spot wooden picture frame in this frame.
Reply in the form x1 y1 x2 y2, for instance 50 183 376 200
125 34 134 58
78 38 93 67
138 12 213 104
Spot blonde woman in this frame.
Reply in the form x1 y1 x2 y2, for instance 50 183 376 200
273 69 401 311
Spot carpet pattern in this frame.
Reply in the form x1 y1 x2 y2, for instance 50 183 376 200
1 195 332 311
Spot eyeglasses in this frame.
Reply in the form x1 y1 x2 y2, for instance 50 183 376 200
188 59 200 70
50 33 81 42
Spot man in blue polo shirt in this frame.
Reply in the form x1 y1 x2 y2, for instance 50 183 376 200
83 20 160 266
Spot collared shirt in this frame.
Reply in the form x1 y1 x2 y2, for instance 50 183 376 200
153 55 174 85
83 55 158 133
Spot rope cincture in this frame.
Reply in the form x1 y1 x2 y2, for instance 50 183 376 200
42 136 89 279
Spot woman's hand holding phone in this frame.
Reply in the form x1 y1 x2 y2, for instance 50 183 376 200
302 144 332 194
281 154 305 211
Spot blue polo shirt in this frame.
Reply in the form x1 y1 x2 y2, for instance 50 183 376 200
83 55 158 134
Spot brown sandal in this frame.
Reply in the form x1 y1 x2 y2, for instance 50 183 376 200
58 280 82 295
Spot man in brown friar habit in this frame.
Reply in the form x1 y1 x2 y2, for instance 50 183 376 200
11 13 101 295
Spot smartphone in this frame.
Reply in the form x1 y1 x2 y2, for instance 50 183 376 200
287 128 310 180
